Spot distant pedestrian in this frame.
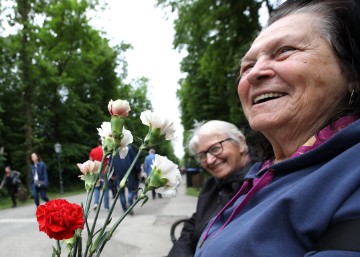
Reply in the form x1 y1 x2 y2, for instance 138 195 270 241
140 163 146 183
112 145 140 214
0 166 21 208
89 138 109 211
30 152 50 207
109 174 117 199
144 148 161 199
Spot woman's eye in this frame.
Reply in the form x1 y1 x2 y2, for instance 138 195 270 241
240 64 254 75
277 46 295 55
273 46 295 61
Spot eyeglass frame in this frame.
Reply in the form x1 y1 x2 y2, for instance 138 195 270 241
193 138 233 163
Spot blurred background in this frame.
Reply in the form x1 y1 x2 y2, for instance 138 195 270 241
0 0 283 204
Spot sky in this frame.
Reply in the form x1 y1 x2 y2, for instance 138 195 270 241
87 0 274 159
1 0 271 159
88 0 185 158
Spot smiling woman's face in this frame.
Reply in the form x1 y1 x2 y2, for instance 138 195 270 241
238 13 346 139
196 134 245 179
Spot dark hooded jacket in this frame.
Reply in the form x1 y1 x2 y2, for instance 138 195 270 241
167 163 253 257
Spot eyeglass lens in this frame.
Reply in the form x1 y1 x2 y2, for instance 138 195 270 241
195 141 224 163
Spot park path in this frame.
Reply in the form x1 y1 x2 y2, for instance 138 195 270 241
0 174 197 257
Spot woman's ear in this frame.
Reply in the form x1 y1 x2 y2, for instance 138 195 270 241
238 137 248 155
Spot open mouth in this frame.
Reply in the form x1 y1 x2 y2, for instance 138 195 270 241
253 92 286 104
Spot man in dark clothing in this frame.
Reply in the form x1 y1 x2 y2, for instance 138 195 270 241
167 120 253 257
112 145 140 213
0 166 21 208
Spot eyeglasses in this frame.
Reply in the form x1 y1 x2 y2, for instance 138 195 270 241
193 138 232 163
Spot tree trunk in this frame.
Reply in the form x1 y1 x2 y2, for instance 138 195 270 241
18 0 33 185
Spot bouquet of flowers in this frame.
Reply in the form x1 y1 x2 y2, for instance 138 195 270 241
35 99 182 257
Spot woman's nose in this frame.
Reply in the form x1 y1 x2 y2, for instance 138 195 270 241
205 152 217 164
246 58 275 84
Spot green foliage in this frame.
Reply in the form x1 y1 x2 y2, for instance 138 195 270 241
157 0 274 157
120 77 153 145
0 0 177 190
186 187 200 197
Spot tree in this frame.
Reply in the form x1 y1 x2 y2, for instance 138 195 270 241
0 0 159 189
157 0 277 160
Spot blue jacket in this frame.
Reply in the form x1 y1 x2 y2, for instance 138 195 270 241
111 146 140 190
195 119 360 257
144 153 155 176
30 161 48 187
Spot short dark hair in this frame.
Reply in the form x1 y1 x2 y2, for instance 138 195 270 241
269 0 360 117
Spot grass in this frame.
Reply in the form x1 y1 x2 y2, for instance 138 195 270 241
1 185 201 210
186 187 201 197
0 187 85 210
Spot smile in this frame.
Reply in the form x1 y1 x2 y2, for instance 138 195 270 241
253 92 286 104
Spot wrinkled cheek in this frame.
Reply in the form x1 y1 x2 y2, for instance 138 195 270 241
238 79 249 103
238 79 251 117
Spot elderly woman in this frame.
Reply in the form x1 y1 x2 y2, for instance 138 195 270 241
30 152 50 207
168 120 253 257
194 0 360 257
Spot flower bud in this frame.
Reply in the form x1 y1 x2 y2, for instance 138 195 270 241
77 160 101 192
108 99 130 117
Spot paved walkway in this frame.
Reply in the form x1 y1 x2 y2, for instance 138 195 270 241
0 174 198 257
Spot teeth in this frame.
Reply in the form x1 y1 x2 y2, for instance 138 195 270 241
254 93 285 104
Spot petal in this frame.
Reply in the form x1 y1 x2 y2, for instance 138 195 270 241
119 147 129 159
120 128 133 146
98 122 112 138
152 155 182 188
140 110 152 126
108 99 114 115
112 99 131 117
156 187 178 197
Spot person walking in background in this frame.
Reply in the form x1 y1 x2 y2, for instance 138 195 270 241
112 144 139 214
89 138 103 161
140 163 146 183
108 172 118 199
167 120 253 257
30 152 49 207
144 148 161 199
0 166 21 208
89 138 109 211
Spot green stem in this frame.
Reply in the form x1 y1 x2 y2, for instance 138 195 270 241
70 234 82 257
84 152 109 218
87 151 120 257
55 240 61 257
95 194 147 256
119 147 143 189
109 194 146 236
84 181 96 230
77 236 82 257
83 153 110 257
89 146 144 256
71 239 77 257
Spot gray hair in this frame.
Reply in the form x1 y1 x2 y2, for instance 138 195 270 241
268 0 360 117
187 120 247 155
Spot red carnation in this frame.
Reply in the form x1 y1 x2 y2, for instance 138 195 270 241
36 199 84 240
